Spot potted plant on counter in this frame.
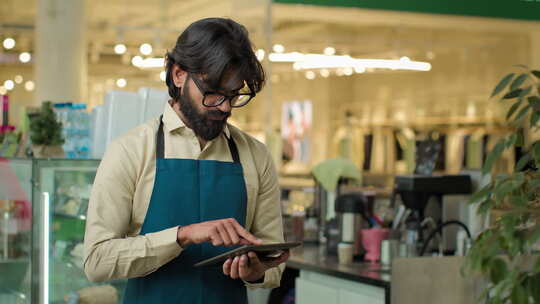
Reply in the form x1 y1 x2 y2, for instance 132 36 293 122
29 101 65 158
465 67 540 303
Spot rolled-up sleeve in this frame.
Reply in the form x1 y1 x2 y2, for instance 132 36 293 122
83 140 183 282
244 146 285 289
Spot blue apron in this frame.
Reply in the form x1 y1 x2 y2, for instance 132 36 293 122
123 116 248 304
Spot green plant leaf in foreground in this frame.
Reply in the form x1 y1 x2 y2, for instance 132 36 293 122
503 88 524 100
478 199 495 216
510 73 528 91
529 226 540 246
491 73 515 97
531 111 540 128
469 185 492 205
529 96 540 112
514 104 532 125
506 99 523 121
510 283 527 304
528 273 540 303
506 134 518 149
483 140 506 175
489 258 508 284
519 86 532 98
534 141 540 165
515 153 531 172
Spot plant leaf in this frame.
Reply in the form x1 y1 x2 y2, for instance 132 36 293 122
494 180 521 200
506 99 523 121
529 273 540 303
532 70 540 79
478 199 495 216
530 179 540 190
531 111 540 128
515 153 531 172
510 73 528 91
534 141 540 165
483 140 506 175
491 73 515 97
506 134 518 149
489 258 508 284
510 283 527 304
508 195 528 207
503 88 523 99
529 95 540 104
529 226 540 246
514 104 532 125
519 86 532 97
529 96 540 111
469 185 491 205
516 131 525 147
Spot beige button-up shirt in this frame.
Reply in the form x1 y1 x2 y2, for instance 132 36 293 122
84 102 284 289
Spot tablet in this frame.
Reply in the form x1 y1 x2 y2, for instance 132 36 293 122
193 241 302 267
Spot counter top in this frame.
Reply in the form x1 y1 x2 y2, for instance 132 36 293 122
286 244 391 288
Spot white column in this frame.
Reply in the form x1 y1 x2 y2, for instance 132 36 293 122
35 0 87 104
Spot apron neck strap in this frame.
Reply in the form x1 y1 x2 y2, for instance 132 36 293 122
226 133 240 163
157 115 165 159
156 115 240 163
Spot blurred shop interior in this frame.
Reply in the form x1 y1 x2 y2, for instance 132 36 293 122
1 0 540 304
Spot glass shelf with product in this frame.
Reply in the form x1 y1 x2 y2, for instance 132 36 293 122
1 158 126 304
0 158 32 304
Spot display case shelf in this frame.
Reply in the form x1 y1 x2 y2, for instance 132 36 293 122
2 158 126 304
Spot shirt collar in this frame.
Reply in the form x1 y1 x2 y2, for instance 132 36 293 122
162 101 230 139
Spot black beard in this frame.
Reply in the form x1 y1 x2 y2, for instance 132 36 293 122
178 84 230 141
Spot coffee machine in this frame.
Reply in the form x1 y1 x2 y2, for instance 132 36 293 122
391 174 472 253
328 192 368 258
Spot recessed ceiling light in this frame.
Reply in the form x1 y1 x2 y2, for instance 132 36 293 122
4 80 15 90
305 71 316 80
131 56 143 67
3 38 15 49
114 44 127 54
320 69 330 78
116 78 127 88
139 43 152 55
272 44 285 53
19 52 31 63
323 47 335 56
25 81 35 91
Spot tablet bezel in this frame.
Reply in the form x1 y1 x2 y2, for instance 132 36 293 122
193 241 302 267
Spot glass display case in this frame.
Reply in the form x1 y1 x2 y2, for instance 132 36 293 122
1 158 126 304
0 158 32 304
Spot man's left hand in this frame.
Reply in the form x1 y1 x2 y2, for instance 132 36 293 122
222 250 290 282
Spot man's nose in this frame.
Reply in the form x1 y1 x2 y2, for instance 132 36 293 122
216 98 232 113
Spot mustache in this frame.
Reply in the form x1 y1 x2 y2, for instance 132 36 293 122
206 110 231 120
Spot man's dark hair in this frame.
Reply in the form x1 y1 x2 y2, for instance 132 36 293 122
165 18 265 101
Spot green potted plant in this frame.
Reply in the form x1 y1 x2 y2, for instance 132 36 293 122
29 101 65 158
465 67 540 303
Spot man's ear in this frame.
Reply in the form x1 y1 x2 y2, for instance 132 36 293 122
171 64 187 88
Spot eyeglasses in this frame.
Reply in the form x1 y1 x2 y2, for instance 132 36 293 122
190 73 255 108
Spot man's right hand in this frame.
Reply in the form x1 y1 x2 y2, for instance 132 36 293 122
176 218 262 248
